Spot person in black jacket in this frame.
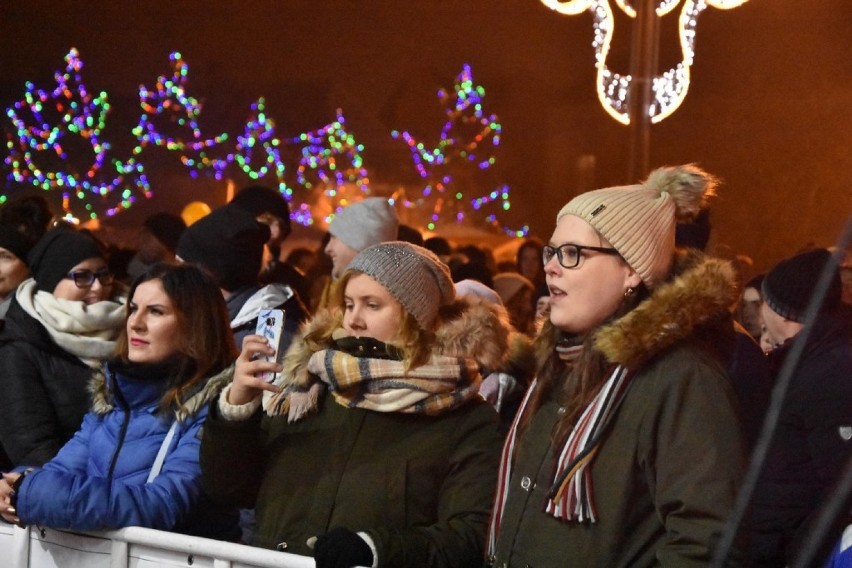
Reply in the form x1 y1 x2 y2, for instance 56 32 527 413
0 228 125 470
747 248 852 567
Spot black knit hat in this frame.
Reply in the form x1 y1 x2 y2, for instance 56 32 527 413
229 185 291 234
176 206 271 292
27 228 105 292
143 212 186 253
762 248 841 323
0 223 33 265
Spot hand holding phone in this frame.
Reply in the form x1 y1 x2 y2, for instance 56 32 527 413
255 308 286 383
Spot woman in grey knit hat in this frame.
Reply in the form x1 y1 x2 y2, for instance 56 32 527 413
201 241 511 567
487 165 748 567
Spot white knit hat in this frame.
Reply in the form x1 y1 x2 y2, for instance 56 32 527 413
329 197 399 252
346 241 455 329
557 164 718 288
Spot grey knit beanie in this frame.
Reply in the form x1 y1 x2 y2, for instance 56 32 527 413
557 164 718 288
329 197 399 252
346 241 455 329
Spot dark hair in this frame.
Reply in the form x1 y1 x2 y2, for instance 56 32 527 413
397 224 424 247
423 236 452 257
0 195 54 244
115 263 237 412
516 236 545 266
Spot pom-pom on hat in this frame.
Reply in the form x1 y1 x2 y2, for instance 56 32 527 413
762 248 841 323
0 223 33 265
176 206 271 292
329 197 399 252
557 164 718 288
28 228 105 292
346 241 455 330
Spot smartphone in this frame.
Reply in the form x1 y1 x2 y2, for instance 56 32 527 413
255 308 286 382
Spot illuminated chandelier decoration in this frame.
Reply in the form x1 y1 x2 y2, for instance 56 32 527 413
540 0 749 124
4 48 151 220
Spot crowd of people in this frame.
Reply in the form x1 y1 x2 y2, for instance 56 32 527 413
0 165 849 567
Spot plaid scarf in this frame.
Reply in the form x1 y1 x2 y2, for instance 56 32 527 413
265 347 482 420
487 351 634 555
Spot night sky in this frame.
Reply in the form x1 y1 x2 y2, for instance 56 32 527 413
1 1 850 272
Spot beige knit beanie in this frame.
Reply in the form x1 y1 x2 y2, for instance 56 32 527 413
557 164 718 288
345 241 456 330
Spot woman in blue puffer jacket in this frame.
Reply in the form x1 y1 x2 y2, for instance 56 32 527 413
0 262 239 540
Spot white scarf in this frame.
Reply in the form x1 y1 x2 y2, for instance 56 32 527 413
14 278 125 368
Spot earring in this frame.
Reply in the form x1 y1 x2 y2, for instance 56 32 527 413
624 287 635 297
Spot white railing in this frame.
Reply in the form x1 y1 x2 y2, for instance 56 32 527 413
0 523 316 568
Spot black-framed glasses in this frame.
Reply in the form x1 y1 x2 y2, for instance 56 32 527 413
66 267 114 288
542 243 620 269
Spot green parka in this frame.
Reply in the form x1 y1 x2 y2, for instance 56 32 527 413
489 251 748 567
201 296 509 566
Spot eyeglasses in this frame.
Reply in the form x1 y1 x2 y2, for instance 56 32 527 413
66 267 114 288
542 243 620 269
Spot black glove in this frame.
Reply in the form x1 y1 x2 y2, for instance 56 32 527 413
314 526 374 568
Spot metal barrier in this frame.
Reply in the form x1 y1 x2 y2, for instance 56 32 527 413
0 523 315 568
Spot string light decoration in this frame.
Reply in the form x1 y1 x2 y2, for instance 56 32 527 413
289 109 370 226
4 48 151 220
132 51 228 176
391 64 527 236
214 97 291 198
540 0 750 124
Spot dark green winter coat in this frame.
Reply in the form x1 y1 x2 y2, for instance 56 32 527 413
490 252 748 567
201 296 509 566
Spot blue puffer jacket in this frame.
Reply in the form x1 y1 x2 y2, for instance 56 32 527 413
16 362 235 536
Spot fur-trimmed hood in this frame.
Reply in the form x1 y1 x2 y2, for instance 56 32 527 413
90 364 231 422
279 294 513 391
540 249 739 370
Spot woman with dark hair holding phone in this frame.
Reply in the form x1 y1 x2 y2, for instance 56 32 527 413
201 242 507 567
0 263 239 539
0 228 125 470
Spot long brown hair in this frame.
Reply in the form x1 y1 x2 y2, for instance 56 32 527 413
519 283 648 445
115 263 238 413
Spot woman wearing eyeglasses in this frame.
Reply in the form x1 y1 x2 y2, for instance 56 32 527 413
0 263 239 540
487 165 747 567
0 228 125 471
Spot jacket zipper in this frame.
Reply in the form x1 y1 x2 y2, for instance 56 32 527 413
106 377 131 481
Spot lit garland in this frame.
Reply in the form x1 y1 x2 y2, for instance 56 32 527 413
4 48 151 220
289 109 370 225
132 51 228 176
214 97 291 199
541 0 749 124
4 51 526 235
391 64 526 236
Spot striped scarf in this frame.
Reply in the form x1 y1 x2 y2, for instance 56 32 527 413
266 348 482 419
488 360 633 553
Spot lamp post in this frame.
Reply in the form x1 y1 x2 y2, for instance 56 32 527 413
627 0 659 179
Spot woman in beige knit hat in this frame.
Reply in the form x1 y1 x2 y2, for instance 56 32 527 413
201 241 510 567
487 165 748 567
